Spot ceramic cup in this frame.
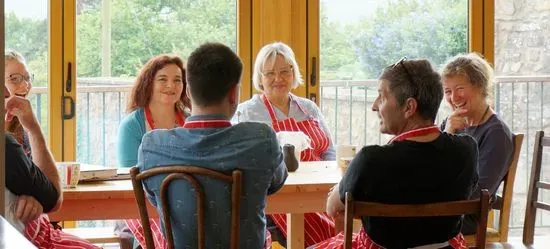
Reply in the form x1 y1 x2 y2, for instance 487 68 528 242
336 145 356 169
56 162 80 188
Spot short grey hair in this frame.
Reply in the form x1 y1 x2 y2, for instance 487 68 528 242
252 42 303 91
441 53 494 99
380 59 443 122
5 49 28 69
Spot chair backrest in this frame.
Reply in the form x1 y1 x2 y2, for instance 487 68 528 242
344 190 490 249
493 133 524 241
523 131 550 245
130 166 242 249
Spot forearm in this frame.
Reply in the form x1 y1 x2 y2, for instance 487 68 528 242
27 128 62 202
326 183 345 218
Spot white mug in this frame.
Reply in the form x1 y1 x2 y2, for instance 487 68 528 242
336 145 357 168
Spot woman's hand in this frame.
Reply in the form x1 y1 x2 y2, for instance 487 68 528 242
16 195 43 223
5 95 40 133
444 108 469 134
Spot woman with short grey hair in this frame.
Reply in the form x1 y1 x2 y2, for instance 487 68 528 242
441 53 513 235
234 42 336 247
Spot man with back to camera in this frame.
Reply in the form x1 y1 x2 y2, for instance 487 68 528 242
137 43 288 248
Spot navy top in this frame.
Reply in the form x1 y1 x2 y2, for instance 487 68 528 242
441 114 513 199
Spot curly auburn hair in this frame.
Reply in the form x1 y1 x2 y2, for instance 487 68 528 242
126 54 191 113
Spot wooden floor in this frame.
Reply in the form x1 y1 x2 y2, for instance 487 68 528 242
485 236 550 249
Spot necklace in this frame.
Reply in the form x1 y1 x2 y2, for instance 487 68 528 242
145 107 185 130
468 105 490 127
465 105 490 134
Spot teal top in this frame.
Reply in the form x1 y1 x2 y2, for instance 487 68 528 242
116 108 147 168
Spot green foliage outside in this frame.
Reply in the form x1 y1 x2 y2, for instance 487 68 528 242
76 0 237 78
6 0 466 82
5 0 466 165
320 0 467 80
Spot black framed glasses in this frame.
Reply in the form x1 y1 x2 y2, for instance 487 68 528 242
391 56 415 85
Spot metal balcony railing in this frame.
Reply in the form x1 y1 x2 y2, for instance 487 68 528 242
26 75 550 230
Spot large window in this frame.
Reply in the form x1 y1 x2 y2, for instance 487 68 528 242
319 0 468 146
5 0 49 139
75 0 238 166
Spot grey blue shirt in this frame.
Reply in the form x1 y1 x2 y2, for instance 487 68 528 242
138 114 288 249
233 94 336 160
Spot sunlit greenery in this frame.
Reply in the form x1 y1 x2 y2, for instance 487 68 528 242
5 0 467 166
7 0 466 81
320 0 467 80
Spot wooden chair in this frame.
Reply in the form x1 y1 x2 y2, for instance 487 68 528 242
466 133 524 244
523 131 550 245
344 189 491 249
485 131 549 249
130 166 242 249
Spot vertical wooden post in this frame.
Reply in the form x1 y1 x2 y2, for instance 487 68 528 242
0 0 6 217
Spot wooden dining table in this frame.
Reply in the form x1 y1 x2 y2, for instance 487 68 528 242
49 161 343 249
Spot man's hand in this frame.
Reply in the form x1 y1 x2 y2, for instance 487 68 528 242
326 183 345 218
5 95 40 133
16 195 43 223
444 108 469 134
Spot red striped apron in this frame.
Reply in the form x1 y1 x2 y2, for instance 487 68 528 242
261 94 330 161
24 215 100 249
126 107 187 249
262 94 336 247
127 118 273 249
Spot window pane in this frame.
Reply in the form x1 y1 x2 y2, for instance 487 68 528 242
75 0 237 167
494 0 550 233
319 0 468 146
5 0 49 140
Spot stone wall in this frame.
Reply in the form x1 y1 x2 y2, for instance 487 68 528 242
495 0 550 75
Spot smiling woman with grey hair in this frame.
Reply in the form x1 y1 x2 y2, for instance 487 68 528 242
235 42 335 161
5 49 34 158
440 53 513 235
233 41 336 247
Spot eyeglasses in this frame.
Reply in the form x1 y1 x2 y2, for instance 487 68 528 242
6 73 34 85
391 57 415 85
261 66 293 80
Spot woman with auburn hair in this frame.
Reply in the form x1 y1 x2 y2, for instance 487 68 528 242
116 54 190 249
117 54 190 168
